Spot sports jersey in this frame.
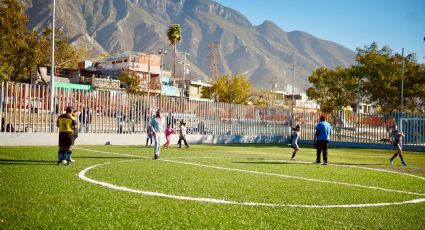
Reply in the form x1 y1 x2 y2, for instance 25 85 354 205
291 130 299 145
57 113 76 132
291 129 300 150
315 121 331 141
392 130 403 145
150 116 165 134
71 114 79 140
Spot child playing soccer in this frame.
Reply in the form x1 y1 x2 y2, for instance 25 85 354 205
163 124 174 148
146 125 153 147
177 121 189 148
389 124 407 166
290 125 300 160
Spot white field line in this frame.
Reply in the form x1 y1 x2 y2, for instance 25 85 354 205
76 147 425 208
264 159 425 181
75 147 147 159
160 159 425 197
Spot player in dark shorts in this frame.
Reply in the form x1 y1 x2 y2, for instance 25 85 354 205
56 106 77 165
389 124 407 166
68 109 79 163
290 125 300 160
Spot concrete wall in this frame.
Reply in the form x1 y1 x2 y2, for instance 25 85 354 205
1 133 424 152
0 133 286 146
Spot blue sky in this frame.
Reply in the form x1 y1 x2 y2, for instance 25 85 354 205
215 0 425 63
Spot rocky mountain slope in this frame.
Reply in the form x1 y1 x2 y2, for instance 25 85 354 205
22 0 356 92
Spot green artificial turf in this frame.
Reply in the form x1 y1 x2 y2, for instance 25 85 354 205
1 144 425 229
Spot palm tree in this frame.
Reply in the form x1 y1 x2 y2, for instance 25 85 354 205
167 24 182 85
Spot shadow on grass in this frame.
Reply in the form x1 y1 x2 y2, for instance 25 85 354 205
203 143 286 148
76 156 142 159
0 159 56 165
332 162 387 166
233 160 387 166
0 156 146 165
233 161 291 165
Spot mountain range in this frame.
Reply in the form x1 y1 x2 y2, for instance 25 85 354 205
22 0 356 92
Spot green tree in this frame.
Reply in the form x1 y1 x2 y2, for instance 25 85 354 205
0 0 38 82
119 70 144 95
202 74 253 104
36 28 89 68
250 89 275 107
356 42 423 112
306 66 357 113
167 24 182 85
405 63 425 112
0 0 89 82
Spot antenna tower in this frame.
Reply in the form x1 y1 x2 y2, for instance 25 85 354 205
208 42 219 81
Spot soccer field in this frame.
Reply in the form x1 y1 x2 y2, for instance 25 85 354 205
1 144 425 229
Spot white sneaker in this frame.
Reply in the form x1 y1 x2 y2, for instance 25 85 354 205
291 157 296 161
61 160 67 164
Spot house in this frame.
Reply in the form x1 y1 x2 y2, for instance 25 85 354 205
97 51 161 93
174 79 213 101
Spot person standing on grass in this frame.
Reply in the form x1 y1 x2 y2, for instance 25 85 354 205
163 123 174 148
79 106 91 133
290 125 301 160
313 115 331 165
177 121 189 148
146 125 153 147
389 124 407 166
56 106 77 165
150 109 165 159
68 109 79 163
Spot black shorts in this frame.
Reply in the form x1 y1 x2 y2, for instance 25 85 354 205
393 140 402 150
59 132 74 147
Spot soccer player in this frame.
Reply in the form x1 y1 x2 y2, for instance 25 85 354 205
314 115 331 165
177 121 189 148
146 125 153 147
389 124 407 166
150 109 165 159
56 106 77 165
163 123 174 148
68 109 79 163
290 125 301 160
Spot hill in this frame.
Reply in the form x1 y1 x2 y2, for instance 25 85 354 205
22 0 356 92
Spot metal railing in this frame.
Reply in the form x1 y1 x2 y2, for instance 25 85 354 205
1 81 424 146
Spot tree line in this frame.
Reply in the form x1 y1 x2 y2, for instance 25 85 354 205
0 0 87 82
307 42 425 113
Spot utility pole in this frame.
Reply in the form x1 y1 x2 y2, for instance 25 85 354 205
291 63 295 127
401 48 405 113
270 76 278 106
49 0 56 132
209 42 219 81
147 53 151 100
356 60 361 115
178 51 190 113
158 49 167 107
